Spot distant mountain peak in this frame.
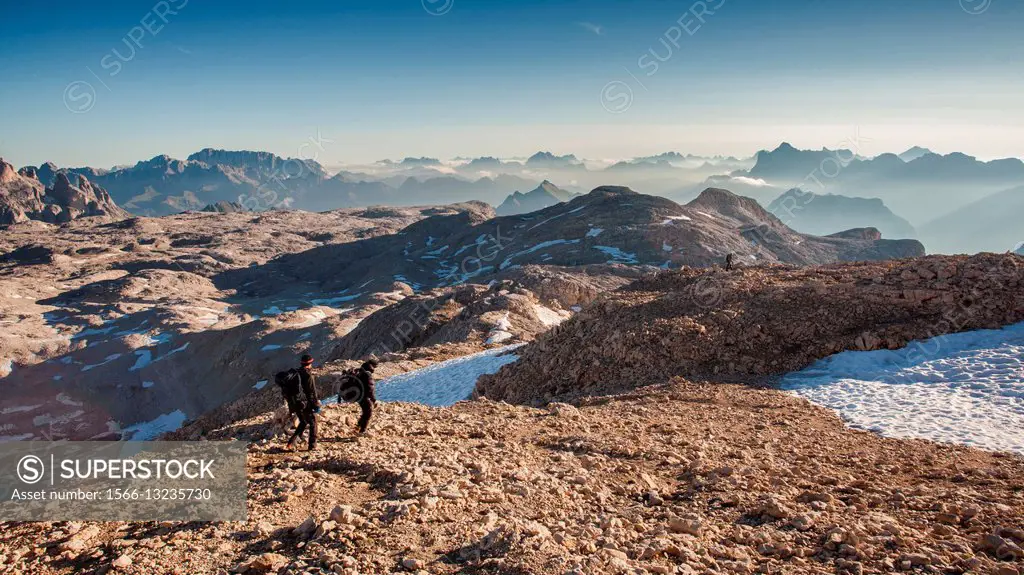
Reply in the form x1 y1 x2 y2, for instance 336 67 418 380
898 146 934 162
400 157 441 166
495 180 577 216
526 151 581 166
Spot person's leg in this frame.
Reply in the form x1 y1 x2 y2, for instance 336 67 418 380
287 401 307 449
288 417 306 449
357 400 373 433
307 412 318 450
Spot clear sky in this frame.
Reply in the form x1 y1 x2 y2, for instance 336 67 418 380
1 0 1022 168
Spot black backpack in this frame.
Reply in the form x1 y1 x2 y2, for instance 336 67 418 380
275 369 302 398
336 369 365 403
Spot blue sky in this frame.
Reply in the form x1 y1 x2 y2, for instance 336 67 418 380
1 0 1022 167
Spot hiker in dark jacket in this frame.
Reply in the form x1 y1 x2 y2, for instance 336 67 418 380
275 354 320 451
725 252 735 271
337 359 378 434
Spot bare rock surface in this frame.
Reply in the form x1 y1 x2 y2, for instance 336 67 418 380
3 381 1023 574
476 253 1023 405
0 206 444 440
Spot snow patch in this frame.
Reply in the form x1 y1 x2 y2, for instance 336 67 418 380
310 293 362 307
661 215 692 225
261 344 283 352
594 245 638 264
374 345 523 407
129 350 152 371
122 410 188 441
485 312 515 344
781 322 1024 455
1 404 42 415
254 380 269 390
500 239 580 270
586 227 603 238
82 353 123 372
662 242 672 252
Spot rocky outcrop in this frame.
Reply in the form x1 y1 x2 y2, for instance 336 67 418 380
0 159 45 225
326 281 572 361
476 253 1023 405
0 159 129 225
201 200 250 213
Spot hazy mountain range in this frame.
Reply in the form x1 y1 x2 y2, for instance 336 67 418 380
9 143 1023 255
919 185 1024 254
744 143 1024 224
767 189 917 240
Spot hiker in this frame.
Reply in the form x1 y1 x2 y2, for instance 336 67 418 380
725 252 735 271
337 359 378 434
274 354 320 451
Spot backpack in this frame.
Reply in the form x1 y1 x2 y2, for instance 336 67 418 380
336 369 365 403
275 369 302 398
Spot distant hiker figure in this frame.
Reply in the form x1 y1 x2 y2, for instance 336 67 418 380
337 359 379 434
274 354 320 451
725 253 735 271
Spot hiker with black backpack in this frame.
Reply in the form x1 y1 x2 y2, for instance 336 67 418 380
274 354 320 451
337 359 378 435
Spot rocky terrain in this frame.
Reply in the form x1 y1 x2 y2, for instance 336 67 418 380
3 380 1023 575
0 159 127 225
0 205 452 441
477 253 1023 405
227 186 924 304
2 217 1022 575
0 184 925 443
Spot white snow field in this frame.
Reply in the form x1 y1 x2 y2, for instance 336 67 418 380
373 345 523 407
780 322 1024 454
